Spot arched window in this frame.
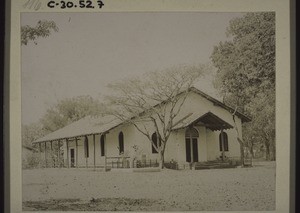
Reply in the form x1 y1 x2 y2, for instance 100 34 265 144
151 133 159 154
84 136 89 158
100 134 105 156
185 127 199 138
118 132 124 155
219 132 229 151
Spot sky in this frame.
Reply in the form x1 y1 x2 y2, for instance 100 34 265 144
21 12 244 125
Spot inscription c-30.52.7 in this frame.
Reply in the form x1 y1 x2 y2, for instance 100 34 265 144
23 0 104 10
47 0 104 9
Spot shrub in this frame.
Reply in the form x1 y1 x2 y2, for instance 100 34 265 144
164 159 178 170
23 153 40 169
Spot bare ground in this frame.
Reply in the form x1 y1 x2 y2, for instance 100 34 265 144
22 161 275 211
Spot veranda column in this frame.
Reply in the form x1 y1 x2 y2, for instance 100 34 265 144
50 141 53 167
75 137 78 168
85 136 88 168
104 156 107 172
93 134 96 170
39 142 42 168
44 142 47 168
58 140 61 168
66 138 69 168
104 134 107 171
221 128 225 161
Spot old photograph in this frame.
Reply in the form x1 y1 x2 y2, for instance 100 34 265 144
21 12 276 211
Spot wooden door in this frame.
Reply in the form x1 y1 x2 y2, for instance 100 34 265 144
186 138 198 163
192 138 198 162
70 148 75 167
186 138 191 162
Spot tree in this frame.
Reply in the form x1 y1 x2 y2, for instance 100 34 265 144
105 64 206 168
243 90 275 160
22 95 105 168
23 96 104 146
22 122 47 147
21 20 58 45
22 122 47 168
210 12 275 161
40 95 105 132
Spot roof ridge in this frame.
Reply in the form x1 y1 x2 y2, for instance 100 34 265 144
33 87 250 144
188 86 251 122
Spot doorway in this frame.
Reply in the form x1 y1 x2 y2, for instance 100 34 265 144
185 138 199 162
185 128 199 163
70 148 75 167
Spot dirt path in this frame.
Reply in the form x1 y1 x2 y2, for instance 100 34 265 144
22 161 275 211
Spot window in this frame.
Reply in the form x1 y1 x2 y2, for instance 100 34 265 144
100 134 105 156
118 132 124 155
185 127 199 138
84 136 89 158
219 132 229 151
151 133 159 154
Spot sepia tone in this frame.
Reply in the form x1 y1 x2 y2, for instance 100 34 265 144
21 12 276 211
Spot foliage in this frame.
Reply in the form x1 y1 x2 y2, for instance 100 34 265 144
40 95 105 132
210 12 275 160
22 96 104 167
105 64 207 168
22 123 48 147
21 20 58 45
243 90 275 160
131 145 144 161
22 128 45 169
23 152 40 169
164 159 179 170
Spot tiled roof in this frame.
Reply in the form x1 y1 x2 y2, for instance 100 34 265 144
33 115 122 143
33 87 250 143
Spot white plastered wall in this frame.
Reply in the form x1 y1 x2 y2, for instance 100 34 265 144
62 91 244 165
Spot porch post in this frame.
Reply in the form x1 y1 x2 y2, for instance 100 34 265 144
44 142 47 168
85 137 88 168
93 134 96 170
50 141 53 167
221 128 225 161
75 137 78 168
189 127 194 165
58 140 61 168
39 142 42 168
103 134 107 171
104 156 107 171
66 138 69 168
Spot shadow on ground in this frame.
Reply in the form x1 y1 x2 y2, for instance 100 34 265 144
23 197 167 211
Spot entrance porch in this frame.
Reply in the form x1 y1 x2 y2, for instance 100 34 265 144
172 112 235 169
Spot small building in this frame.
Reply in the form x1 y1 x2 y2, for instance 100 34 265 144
22 145 38 168
22 145 34 161
33 87 250 169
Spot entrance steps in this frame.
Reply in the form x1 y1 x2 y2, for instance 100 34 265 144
194 160 237 170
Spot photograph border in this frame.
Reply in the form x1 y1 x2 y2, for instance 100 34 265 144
5 0 291 212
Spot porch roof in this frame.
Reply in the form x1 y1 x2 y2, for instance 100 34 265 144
33 115 123 143
173 112 233 131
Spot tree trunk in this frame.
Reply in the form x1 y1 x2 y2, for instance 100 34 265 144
238 138 245 167
265 143 270 161
159 150 165 169
232 114 245 167
270 141 276 161
250 144 254 158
